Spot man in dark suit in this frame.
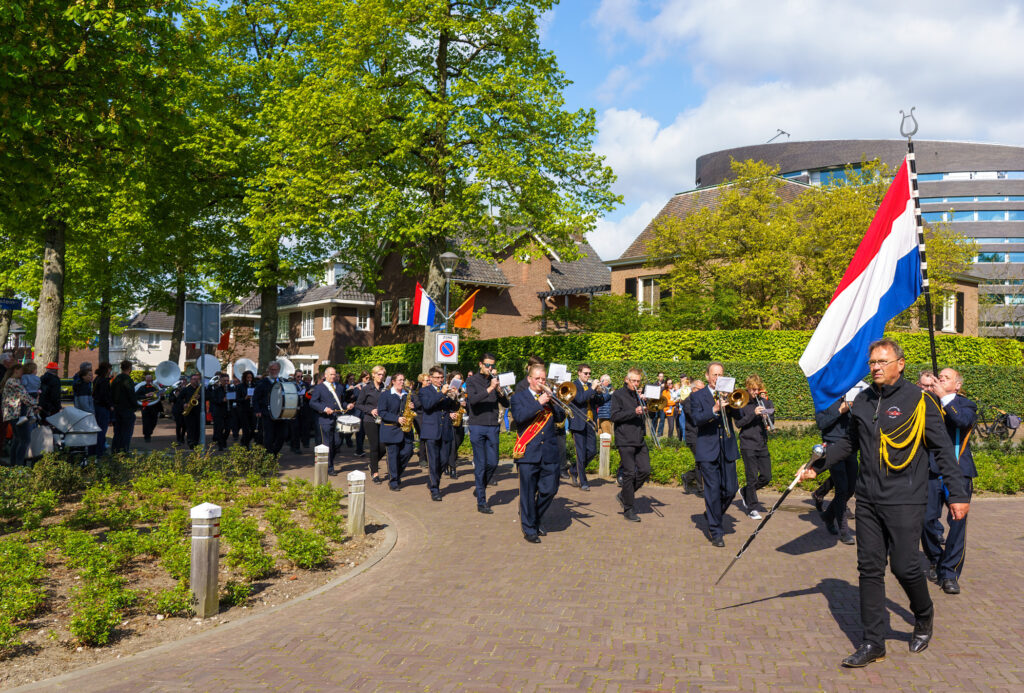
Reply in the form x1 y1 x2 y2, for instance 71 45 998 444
308 367 345 475
466 354 509 513
568 363 608 491
253 361 287 454
922 367 977 595
378 373 415 491
418 366 458 501
689 361 741 547
206 372 231 450
510 363 566 543
608 368 650 522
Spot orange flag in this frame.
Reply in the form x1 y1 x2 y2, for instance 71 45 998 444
450 290 480 329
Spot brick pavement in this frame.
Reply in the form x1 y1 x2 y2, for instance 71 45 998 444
15 428 1024 692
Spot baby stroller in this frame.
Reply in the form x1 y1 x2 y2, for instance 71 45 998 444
27 407 102 465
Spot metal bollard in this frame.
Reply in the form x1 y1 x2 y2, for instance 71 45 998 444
190 502 221 618
347 470 365 537
599 432 612 477
313 444 330 486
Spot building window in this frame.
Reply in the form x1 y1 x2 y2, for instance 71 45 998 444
638 276 661 313
277 314 289 341
301 310 314 338
975 252 1006 263
146 333 161 347
110 334 124 350
397 298 412 325
381 300 393 326
356 308 370 331
322 309 332 330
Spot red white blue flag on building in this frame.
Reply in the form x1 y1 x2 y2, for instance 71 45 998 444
412 282 438 327
799 157 922 411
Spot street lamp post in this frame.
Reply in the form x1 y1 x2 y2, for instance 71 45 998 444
438 252 458 377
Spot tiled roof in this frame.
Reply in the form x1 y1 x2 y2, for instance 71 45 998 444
224 276 374 316
452 256 511 286
614 178 808 263
125 310 176 332
548 240 610 292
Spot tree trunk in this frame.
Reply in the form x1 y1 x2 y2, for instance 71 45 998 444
168 273 186 365
34 218 67 365
98 278 111 364
0 310 10 354
63 347 70 378
258 284 278 372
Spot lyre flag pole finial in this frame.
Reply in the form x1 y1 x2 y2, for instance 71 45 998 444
899 108 939 374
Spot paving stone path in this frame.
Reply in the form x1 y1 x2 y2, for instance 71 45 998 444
20 431 1024 692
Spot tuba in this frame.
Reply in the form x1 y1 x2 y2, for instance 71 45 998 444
400 394 416 433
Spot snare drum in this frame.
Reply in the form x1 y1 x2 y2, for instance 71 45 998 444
270 381 300 420
335 414 361 434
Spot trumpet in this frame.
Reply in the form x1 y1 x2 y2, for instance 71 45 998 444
755 394 776 432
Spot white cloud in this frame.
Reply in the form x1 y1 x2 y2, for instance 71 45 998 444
583 1 1024 261
596 65 644 104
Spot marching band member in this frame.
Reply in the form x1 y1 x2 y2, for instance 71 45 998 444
568 363 607 491
417 366 459 502
378 373 415 491
680 379 704 494
137 373 161 443
609 368 651 522
355 366 387 484
814 395 856 544
235 371 257 449
466 354 509 514
411 373 428 468
689 362 740 546
253 362 288 454
445 371 466 479
509 363 566 543
309 366 345 476
180 372 203 450
206 372 231 451
735 375 774 520
922 367 977 595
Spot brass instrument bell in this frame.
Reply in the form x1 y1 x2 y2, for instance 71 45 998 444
726 389 750 409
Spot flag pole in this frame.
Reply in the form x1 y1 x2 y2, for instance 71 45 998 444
901 108 940 375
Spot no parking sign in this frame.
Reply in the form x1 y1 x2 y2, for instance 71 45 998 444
435 333 459 364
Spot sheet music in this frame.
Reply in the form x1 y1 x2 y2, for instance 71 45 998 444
643 384 662 400
498 372 516 387
548 363 568 382
714 376 736 393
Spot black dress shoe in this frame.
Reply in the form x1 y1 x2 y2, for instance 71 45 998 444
372 475 383 484
524 534 541 544
927 563 939 583
842 643 886 667
823 517 838 535
910 615 933 653
431 492 443 502
941 578 960 595
623 509 640 523
813 493 825 514
328 468 338 476
839 530 855 545
536 527 547 536
711 537 725 548
580 485 591 491
477 504 493 514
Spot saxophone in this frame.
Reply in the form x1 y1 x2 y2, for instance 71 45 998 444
400 394 416 433
453 400 465 427
182 383 201 416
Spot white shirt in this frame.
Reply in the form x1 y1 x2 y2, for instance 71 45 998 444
940 392 956 406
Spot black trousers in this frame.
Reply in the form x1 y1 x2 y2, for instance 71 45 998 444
617 444 650 511
922 476 972 581
448 426 465 467
856 500 932 647
261 415 288 454
174 412 186 444
822 451 858 528
184 411 201 449
363 419 383 476
141 404 160 440
237 406 255 448
739 444 772 509
423 437 445 494
211 407 228 448
697 455 738 540
317 422 341 471
571 428 597 486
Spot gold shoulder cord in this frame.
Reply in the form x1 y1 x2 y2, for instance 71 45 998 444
878 393 928 472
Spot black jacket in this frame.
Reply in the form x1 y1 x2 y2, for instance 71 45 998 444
39 372 62 417
815 398 852 443
355 382 385 421
110 373 138 413
93 376 113 411
734 396 773 448
609 386 646 447
820 376 968 505
465 372 509 427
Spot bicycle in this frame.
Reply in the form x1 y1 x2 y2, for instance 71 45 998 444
975 402 1021 440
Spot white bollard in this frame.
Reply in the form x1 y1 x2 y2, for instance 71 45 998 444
599 433 612 477
313 444 330 486
190 502 221 618
346 470 366 537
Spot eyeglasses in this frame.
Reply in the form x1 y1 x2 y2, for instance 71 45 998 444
581 371 591 376
482 362 495 368
867 359 896 368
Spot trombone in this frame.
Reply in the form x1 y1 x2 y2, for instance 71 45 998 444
714 386 749 435
755 394 776 432
634 387 663 450
540 381 576 420
549 380 599 433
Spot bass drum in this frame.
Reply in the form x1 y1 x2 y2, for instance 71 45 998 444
270 381 300 420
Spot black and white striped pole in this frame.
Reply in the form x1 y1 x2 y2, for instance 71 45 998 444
901 107 940 375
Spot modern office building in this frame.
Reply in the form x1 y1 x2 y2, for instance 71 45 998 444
696 140 1024 338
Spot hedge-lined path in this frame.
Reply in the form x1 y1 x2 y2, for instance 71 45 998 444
17 422 1024 692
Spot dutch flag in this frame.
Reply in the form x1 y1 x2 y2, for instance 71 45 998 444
412 282 438 327
799 157 922 411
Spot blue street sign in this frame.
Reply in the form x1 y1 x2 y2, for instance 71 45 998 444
0 298 22 311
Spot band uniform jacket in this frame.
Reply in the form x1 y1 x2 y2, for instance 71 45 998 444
465 372 509 427
819 376 968 505
253 377 278 417
308 382 344 424
378 390 413 445
608 387 646 447
689 386 740 463
206 383 228 412
180 383 202 418
509 387 566 464
929 393 977 478
417 385 457 440
568 379 607 433
815 398 852 443
734 396 774 448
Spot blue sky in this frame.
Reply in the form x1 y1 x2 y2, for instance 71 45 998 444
539 1 1024 260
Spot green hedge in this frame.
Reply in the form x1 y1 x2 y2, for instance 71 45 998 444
347 330 1024 367
336 358 1022 419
